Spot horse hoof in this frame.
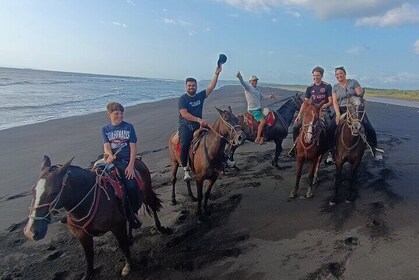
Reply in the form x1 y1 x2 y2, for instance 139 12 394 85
329 200 337 206
159 226 173 235
170 200 177 206
289 193 297 199
121 263 131 277
306 193 313 198
190 196 198 202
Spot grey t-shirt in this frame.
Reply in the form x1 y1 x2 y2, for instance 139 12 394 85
332 79 361 107
238 78 267 111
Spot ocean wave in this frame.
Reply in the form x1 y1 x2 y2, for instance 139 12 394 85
0 80 75 86
0 91 122 110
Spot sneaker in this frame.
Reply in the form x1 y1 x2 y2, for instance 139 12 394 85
325 152 334 164
226 159 235 168
183 169 191 181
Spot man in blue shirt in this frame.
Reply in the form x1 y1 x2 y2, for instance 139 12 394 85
178 65 222 181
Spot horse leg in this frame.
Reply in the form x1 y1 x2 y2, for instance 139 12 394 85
330 161 343 206
271 139 283 168
150 209 173 234
196 179 204 222
290 159 303 198
79 234 95 280
112 226 132 277
203 178 217 216
186 180 197 202
170 161 179 205
347 160 361 202
312 154 323 185
306 161 315 198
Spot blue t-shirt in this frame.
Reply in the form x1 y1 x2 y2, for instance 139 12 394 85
101 121 137 161
304 81 332 104
178 90 206 126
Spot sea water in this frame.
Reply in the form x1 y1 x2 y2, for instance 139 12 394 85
0 67 188 130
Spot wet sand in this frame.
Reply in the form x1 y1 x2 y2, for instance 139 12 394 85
1 85 419 280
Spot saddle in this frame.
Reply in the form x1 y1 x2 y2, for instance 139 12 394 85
91 157 144 200
171 129 208 159
243 109 275 128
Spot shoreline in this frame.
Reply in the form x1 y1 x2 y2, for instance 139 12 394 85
1 85 418 133
1 85 419 279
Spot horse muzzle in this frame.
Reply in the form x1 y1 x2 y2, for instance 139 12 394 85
351 121 362 135
24 218 49 241
234 132 246 146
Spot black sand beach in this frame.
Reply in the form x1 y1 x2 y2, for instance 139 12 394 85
1 85 419 280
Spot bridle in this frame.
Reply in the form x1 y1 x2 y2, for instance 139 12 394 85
207 113 243 146
300 108 322 150
345 102 366 136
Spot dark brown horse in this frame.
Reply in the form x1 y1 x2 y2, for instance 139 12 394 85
24 156 170 280
226 93 303 168
169 107 245 221
330 96 367 205
290 99 333 198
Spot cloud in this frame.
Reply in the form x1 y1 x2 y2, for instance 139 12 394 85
217 0 419 26
112 22 127 28
346 46 369 55
286 10 301 18
414 40 419 54
356 3 419 27
361 72 419 89
163 18 192 27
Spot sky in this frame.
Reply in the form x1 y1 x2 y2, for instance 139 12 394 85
0 0 418 89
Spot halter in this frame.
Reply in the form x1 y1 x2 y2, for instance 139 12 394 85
345 102 366 136
27 165 110 224
27 172 71 222
300 108 324 150
207 113 243 146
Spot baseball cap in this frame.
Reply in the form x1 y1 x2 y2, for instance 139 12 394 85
249 75 259 81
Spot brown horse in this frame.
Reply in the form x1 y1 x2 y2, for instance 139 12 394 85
290 99 332 198
169 107 245 221
330 96 367 205
24 156 171 280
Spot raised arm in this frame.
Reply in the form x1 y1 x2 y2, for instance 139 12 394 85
236 71 252 91
205 65 222 97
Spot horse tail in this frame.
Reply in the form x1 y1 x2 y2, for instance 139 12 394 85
134 158 163 215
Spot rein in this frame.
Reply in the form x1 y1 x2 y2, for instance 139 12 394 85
265 93 301 108
206 115 241 146
28 153 119 226
299 110 324 151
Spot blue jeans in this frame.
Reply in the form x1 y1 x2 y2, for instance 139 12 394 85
179 123 200 167
114 160 141 212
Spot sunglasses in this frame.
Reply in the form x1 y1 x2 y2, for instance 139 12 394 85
335 66 346 71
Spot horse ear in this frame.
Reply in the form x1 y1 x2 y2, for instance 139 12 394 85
215 107 223 115
227 105 232 113
42 155 51 170
59 157 74 174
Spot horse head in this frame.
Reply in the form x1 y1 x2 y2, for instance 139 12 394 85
346 96 365 136
293 92 304 109
301 99 325 144
24 155 73 241
215 107 246 146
